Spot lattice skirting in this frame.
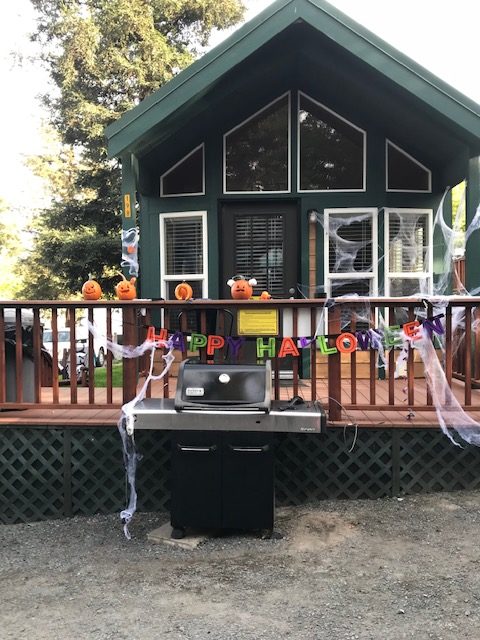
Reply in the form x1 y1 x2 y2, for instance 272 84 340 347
1 427 480 524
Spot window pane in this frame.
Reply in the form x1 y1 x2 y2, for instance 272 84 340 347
388 213 428 272
299 95 364 191
387 143 430 191
329 278 373 330
234 215 284 297
164 217 203 275
328 213 373 274
162 147 204 196
330 279 373 297
225 96 289 192
389 278 430 297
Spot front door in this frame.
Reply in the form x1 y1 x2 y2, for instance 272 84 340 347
220 202 299 298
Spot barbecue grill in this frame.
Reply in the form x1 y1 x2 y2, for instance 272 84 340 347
129 359 325 539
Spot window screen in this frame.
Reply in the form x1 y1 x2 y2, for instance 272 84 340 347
386 210 432 297
161 213 207 300
387 142 431 192
328 214 373 274
325 210 377 300
299 94 365 191
164 216 203 275
388 213 428 273
161 146 204 196
225 95 290 193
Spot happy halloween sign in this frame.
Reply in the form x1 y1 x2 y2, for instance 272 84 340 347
147 314 444 358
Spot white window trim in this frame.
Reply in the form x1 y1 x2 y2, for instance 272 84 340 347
159 211 208 299
385 140 432 193
223 92 292 195
160 144 205 197
298 91 367 193
324 207 378 297
384 208 433 296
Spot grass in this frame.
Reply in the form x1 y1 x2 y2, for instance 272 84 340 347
93 362 123 387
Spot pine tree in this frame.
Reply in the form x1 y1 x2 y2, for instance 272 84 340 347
21 0 245 298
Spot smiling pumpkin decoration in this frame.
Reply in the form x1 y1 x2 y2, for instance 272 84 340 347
227 275 257 300
115 273 137 300
81 277 102 300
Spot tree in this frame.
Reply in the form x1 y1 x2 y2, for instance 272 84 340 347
0 198 26 299
23 0 245 298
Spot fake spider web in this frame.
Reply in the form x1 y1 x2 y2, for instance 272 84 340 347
300 186 480 448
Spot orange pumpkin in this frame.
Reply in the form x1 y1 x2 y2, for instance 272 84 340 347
260 291 271 300
115 274 137 300
82 278 102 300
227 276 257 300
174 281 193 301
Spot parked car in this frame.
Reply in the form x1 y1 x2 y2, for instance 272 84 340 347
42 328 106 367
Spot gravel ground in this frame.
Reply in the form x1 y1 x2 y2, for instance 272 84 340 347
2 491 480 640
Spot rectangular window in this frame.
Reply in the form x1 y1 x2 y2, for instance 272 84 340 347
324 208 378 298
159 212 208 299
384 209 433 297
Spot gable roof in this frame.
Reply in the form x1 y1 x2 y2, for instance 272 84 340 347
106 0 480 158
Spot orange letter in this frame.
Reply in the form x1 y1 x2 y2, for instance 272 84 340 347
336 332 357 354
146 326 168 343
403 321 421 341
278 337 300 358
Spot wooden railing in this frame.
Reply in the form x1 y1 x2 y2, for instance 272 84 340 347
1 298 479 422
325 297 480 420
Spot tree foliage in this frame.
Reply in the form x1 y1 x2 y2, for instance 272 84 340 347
23 0 245 298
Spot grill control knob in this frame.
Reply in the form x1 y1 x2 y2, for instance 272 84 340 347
218 373 230 384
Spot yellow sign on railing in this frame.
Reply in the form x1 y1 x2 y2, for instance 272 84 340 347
238 308 279 336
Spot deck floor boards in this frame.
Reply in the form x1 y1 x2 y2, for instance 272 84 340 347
1 377 480 428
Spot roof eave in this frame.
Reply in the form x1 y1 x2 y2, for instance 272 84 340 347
106 0 480 158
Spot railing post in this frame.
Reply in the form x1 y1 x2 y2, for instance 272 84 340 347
328 304 342 422
122 305 138 404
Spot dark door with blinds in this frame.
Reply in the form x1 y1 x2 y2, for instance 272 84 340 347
220 202 299 298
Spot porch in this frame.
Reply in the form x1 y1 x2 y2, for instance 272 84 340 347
1 297 479 430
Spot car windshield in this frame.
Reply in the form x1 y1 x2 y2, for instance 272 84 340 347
43 330 70 342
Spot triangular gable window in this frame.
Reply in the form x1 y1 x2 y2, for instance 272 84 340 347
161 144 205 196
298 92 365 192
386 141 431 192
224 93 290 193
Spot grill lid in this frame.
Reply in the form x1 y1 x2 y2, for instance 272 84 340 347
175 360 271 412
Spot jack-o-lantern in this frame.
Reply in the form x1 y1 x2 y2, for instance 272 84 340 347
81 277 102 300
227 275 257 300
115 274 137 300
174 281 193 301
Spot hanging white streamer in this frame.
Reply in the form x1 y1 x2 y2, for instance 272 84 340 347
88 320 174 539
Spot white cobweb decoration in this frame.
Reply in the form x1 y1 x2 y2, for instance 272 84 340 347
301 189 480 447
89 320 174 539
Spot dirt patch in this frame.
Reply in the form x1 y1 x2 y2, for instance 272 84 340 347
1 491 480 639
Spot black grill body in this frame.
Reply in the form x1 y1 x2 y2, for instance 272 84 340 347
175 360 271 411
170 430 274 533
129 360 323 537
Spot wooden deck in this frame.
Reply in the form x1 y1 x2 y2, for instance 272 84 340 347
1 376 479 429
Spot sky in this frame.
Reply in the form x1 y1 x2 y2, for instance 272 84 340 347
0 0 479 214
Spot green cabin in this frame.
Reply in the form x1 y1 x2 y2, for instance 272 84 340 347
106 0 480 302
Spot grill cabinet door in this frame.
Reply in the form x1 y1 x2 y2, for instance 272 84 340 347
170 431 222 530
221 432 274 531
